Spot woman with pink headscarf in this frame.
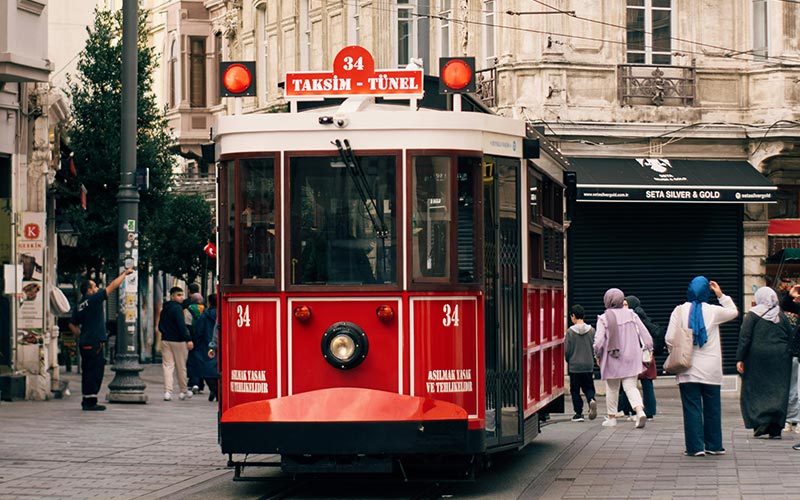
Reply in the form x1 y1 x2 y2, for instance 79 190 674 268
594 288 653 429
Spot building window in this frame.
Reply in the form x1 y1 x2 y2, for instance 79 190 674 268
300 0 310 70
213 32 222 106
753 0 768 60
189 37 206 108
256 5 268 106
348 1 360 45
482 0 495 68
169 39 178 107
626 0 672 65
397 0 416 66
440 0 450 58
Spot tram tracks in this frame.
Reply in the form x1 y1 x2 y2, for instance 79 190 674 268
255 478 447 500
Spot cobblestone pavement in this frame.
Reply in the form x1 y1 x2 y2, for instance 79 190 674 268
0 364 231 500
2 367 800 499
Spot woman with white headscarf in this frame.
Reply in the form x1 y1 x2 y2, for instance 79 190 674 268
736 286 792 439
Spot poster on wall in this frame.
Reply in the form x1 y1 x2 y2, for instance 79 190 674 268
17 212 44 331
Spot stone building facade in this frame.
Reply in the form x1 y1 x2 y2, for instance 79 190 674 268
146 1 800 316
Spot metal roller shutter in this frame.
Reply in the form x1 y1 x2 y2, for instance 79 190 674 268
567 202 743 375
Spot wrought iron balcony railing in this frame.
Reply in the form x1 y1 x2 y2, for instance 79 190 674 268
618 64 696 107
475 67 496 108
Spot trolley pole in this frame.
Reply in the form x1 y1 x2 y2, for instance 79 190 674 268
107 0 147 403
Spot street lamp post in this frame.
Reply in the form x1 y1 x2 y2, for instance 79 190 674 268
107 0 146 403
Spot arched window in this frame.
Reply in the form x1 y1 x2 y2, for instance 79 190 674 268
169 38 179 107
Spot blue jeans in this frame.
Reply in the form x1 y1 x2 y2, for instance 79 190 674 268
679 383 722 454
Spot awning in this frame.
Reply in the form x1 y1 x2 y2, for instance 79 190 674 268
569 158 776 203
769 219 800 236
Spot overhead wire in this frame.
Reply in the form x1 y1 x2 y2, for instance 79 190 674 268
529 0 800 65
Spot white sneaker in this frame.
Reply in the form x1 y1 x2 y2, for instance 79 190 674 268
186 390 193 399
163 392 172 401
785 422 793 433
601 417 617 427
588 400 597 420
191 385 199 393
178 392 187 400
635 411 647 429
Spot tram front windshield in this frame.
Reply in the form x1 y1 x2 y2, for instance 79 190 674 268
289 155 396 285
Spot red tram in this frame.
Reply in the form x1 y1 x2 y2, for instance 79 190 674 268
214 48 568 477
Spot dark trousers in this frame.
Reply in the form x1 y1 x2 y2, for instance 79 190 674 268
569 372 596 414
679 382 723 454
80 343 105 404
619 378 657 417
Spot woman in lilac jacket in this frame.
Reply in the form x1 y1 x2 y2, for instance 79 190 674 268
594 288 654 428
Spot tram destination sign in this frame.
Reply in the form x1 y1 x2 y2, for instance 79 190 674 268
285 45 423 99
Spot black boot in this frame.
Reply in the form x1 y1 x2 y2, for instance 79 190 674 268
82 397 106 411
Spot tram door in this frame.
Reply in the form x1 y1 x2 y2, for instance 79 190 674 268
483 156 522 447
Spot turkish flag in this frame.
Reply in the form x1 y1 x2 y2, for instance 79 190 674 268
204 241 217 258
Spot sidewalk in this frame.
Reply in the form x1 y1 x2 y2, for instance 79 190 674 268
0 363 231 500
523 382 800 500
3 367 800 499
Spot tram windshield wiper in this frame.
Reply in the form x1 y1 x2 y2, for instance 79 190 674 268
333 139 389 239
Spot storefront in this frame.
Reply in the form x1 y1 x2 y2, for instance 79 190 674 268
566 158 776 374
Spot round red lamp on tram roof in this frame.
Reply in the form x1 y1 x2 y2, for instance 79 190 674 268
222 63 253 95
441 59 473 91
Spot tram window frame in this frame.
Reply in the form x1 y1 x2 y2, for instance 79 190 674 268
218 155 280 289
408 152 482 290
528 166 544 280
539 174 565 278
285 151 401 290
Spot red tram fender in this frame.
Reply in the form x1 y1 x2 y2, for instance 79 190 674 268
220 388 485 456
221 387 468 422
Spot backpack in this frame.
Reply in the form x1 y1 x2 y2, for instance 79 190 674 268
186 304 204 341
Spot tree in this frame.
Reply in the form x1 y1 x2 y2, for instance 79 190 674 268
64 8 212 280
146 193 214 284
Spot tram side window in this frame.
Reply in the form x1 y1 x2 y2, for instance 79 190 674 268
289 155 396 286
412 156 451 281
457 157 480 283
239 159 276 283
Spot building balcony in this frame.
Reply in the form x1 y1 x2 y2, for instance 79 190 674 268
0 0 51 82
618 64 696 107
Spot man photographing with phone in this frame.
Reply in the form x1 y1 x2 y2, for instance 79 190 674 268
69 267 135 411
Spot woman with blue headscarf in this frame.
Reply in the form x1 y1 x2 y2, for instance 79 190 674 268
736 287 792 439
665 277 738 457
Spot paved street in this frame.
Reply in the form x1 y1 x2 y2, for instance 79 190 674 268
2 365 800 499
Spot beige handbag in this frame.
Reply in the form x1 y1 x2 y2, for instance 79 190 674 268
664 305 694 374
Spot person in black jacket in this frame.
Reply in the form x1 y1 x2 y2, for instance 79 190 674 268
159 287 194 401
69 267 134 411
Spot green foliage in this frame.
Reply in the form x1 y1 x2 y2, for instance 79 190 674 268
65 8 174 271
145 193 214 283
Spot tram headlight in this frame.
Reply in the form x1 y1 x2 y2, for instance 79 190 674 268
329 334 356 361
321 322 368 370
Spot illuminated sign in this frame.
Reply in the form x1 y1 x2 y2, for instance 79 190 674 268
285 46 424 99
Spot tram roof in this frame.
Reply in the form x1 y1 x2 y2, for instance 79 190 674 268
213 95 529 158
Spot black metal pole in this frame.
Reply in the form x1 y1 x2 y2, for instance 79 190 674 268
107 0 147 403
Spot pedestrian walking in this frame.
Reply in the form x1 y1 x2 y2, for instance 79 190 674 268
593 288 653 429
666 276 737 457
736 286 792 438
68 267 134 411
778 284 800 450
159 286 194 401
617 295 661 419
565 304 597 422
185 292 205 393
187 293 220 402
